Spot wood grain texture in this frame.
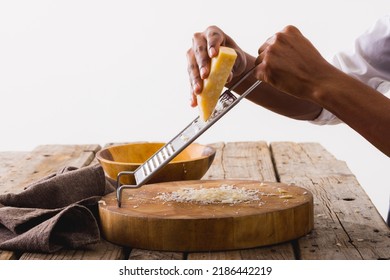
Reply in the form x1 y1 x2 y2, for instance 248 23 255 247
0 145 125 260
0 151 28 260
99 180 313 251
129 249 184 260
0 152 27 176
0 145 100 195
188 242 295 260
20 240 125 260
271 142 390 260
127 141 291 260
202 142 277 182
3 141 386 260
186 142 297 260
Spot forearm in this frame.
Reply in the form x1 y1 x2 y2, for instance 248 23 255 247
227 53 323 120
314 68 390 156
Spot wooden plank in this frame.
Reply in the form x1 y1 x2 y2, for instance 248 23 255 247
0 152 28 176
188 243 295 260
0 251 18 260
0 145 101 195
0 144 125 260
0 151 28 260
270 142 390 260
202 142 277 181
200 142 225 180
238 242 296 260
129 249 184 260
188 250 243 260
187 141 295 260
20 240 125 260
0 151 29 196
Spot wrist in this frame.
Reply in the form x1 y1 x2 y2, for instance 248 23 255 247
310 64 349 106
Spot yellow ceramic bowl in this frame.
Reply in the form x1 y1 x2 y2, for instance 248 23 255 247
96 142 216 185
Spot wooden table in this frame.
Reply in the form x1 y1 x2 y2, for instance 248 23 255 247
0 141 389 260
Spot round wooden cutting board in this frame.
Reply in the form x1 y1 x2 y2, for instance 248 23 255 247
98 180 314 251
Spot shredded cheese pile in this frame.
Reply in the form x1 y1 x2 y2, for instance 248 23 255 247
156 184 260 204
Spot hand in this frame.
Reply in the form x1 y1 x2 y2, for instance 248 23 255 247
254 25 334 101
187 25 247 107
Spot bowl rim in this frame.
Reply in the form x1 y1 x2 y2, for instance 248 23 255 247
96 142 216 165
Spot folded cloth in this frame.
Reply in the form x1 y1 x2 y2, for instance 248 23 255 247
0 164 109 253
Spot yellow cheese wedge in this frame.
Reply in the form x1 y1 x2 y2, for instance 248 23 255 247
197 46 237 121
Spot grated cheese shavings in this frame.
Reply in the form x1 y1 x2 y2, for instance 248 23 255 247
279 195 293 199
156 184 261 205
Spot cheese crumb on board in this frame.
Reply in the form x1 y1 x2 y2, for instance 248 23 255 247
279 195 293 199
156 184 260 205
277 188 288 194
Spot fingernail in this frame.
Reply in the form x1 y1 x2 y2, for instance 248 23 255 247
209 47 217 57
190 93 197 107
193 82 201 93
200 67 207 78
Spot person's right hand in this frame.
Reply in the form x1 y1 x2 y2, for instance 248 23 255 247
254 25 335 101
187 25 247 107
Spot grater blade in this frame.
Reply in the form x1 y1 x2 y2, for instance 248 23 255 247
116 69 261 207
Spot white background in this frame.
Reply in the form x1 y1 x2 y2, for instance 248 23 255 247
0 0 389 219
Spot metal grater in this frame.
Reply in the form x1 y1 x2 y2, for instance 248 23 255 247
116 68 261 207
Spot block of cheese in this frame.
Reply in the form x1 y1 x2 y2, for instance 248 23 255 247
197 46 237 121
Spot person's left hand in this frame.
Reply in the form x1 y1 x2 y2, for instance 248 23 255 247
187 25 247 107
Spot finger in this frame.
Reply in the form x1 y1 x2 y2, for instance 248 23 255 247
192 32 210 79
204 26 225 58
186 48 202 95
255 48 267 65
190 91 198 107
256 34 275 65
253 63 266 83
255 46 269 82
254 46 271 84
258 32 278 50
188 72 199 107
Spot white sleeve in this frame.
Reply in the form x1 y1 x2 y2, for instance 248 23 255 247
311 15 390 126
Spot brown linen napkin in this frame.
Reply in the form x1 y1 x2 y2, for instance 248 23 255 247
0 164 110 253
